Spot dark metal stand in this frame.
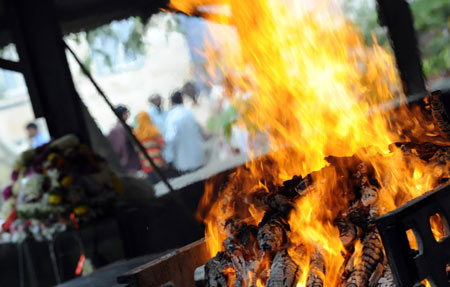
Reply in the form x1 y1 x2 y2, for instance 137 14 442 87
376 183 450 287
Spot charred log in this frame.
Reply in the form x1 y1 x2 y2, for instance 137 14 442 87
368 263 384 287
266 194 294 216
335 218 363 249
344 229 384 287
224 216 247 237
377 264 394 287
390 141 450 162
249 192 294 216
430 90 450 140
280 174 310 198
266 249 300 287
222 237 248 287
429 148 450 166
307 251 325 287
258 214 290 253
205 251 233 287
222 221 260 287
345 201 371 231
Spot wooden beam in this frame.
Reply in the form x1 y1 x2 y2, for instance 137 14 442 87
0 0 169 47
117 239 209 287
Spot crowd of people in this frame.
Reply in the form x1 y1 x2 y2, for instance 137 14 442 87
23 78 255 186
108 89 206 184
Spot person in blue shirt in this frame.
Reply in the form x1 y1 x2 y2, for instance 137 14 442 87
147 94 167 136
26 122 50 148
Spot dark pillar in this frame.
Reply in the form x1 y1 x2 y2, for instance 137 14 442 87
377 0 427 97
4 0 89 142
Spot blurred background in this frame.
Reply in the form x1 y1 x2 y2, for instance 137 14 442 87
0 0 448 189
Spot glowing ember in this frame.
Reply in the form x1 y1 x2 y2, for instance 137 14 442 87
170 0 449 286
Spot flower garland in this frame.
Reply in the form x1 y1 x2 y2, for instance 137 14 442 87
0 135 123 243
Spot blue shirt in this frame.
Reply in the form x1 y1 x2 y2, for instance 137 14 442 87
31 132 50 148
148 106 167 136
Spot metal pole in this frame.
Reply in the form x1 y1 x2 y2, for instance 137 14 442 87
64 42 175 193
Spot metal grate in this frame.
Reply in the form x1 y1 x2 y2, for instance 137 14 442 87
376 182 450 287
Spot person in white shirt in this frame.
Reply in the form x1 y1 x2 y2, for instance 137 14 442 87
164 91 205 174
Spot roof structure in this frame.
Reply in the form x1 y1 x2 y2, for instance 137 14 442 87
0 0 168 47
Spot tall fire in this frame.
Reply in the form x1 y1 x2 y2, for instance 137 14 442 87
171 0 448 286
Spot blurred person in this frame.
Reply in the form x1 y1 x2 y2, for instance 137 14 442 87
147 94 167 136
108 105 141 173
164 91 205 174
230 123 250 155
134 112 166 184
26 122 50 148
207 75 246 159
181 82 198 105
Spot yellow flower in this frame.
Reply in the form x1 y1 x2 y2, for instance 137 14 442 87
60 176 73 188
49 194 62 204
47 153 60 162
74 205 88 215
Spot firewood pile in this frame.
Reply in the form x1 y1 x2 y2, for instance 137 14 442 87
202 141 450 287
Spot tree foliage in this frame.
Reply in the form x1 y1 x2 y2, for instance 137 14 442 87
409 0 450 77
344 0 450 78
83 17 147 72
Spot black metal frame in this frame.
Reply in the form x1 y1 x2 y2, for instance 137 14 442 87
376 183 450 287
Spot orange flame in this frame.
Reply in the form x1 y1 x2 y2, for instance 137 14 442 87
171 0 449 285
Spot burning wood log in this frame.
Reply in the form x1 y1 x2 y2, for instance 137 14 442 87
249 191 294 216
344 229 384 287
205 251 234 287
280 174 312 198
377 264 394 287
430 148 450 167
307 251 325 287
429 90 450 140
266 249 300 287
257 214 290 253
336 217 363 249
391 141 450 162
202 141 450 287
222 222 260 287
368 263 384 287
345 201 371 232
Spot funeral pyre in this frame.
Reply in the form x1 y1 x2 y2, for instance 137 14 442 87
198 140 450 287
170 0 449 286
